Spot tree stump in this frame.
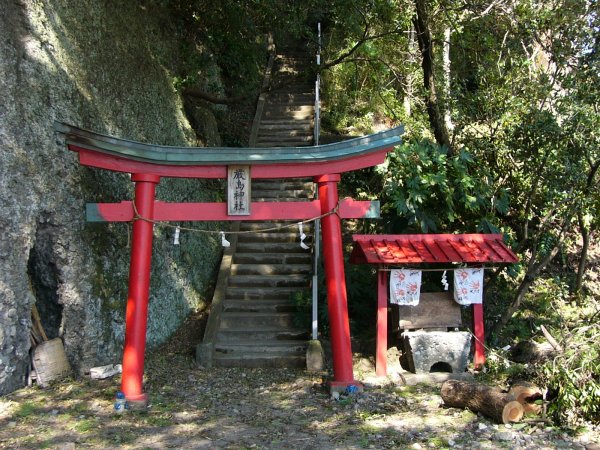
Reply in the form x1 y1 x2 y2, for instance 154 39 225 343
507 381 543 414
441 380 524 424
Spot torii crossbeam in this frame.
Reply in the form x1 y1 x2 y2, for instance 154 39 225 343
55 122 403 404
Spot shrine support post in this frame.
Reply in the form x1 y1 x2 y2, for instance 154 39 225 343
121 173 160 404
376 269 388 376
315 174 358 389
473 303 485 368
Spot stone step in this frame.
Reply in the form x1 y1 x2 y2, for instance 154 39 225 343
256 135 313 143
237 222 313 233
233 252 312 271
266 93 314 101
251 180 314 190
259 123 313 131
250 189 312 200
263 103 313 110
259 119 313 126
224 286 306 301
213 353 306 368
222 299 296 313
227 274 310 288
271 86 314 94
216 327 309 342
263 111 315 125
219 312 296 328
237 232 302 243
215 340 307 355
230 263 311 276
257 129 313 137
235 241 312 254
255 141 313 148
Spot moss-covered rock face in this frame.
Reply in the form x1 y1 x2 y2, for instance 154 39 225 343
0 1 224 393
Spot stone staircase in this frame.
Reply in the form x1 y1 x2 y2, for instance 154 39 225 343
198 47 316 368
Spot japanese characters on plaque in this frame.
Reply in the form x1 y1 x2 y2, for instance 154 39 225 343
227 165 251 216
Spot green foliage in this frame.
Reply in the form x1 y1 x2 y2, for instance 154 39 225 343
379 140 501 233
542 319 600 426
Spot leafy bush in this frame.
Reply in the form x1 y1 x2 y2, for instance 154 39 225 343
379 140 505 233
541 312 600 426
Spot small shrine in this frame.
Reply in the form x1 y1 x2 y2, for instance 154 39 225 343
350 233 518 376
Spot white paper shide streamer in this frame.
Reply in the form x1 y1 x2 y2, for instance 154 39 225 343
220 231 230 248
298 222 309 250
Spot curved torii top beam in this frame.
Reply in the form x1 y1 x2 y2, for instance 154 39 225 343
55 122 403 179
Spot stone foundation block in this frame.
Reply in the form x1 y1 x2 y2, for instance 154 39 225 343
401 331 471 373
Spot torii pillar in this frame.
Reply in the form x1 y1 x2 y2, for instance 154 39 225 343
316 174 355 387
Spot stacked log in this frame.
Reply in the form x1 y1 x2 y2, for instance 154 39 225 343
441 380 543 424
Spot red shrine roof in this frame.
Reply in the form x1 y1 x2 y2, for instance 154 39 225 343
350 234 518 265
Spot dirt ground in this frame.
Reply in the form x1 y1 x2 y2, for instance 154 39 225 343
0 312 598 449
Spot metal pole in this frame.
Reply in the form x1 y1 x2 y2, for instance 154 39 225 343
121 173 159 406
312 22 322 341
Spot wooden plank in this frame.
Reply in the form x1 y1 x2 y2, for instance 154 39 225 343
398 292 462 329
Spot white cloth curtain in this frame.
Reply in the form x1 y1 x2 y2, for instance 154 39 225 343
390 269 422 306
454 268 484 305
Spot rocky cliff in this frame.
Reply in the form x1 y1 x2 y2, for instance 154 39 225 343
0 1 230 394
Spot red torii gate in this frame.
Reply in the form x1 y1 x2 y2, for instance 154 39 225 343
55 122 403 404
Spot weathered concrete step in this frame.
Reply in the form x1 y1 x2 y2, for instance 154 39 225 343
230 263 311 276
238 221 313 231
215 340 307 355
216 327 309 342
256 136 312 143
251 180 314 190
223 299 296 313
260 123 313 131
260 119 313 126
237 232 306 243
227 274 309 288
264 104 313 111
220 312 296 328
257 129 313 137
233 252 311 270
251 196 312 202
235 241 311 253
266 95 314 103
225 286 306 301
213 354 306 368
263 103 315 114
260 113 313 121
250 190 311 200
271 86 314 94
255 142 313 148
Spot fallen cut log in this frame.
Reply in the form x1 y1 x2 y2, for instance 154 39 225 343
507 381 543 414
509 340 556 363
441 380 524 424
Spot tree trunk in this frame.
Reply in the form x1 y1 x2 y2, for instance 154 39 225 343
441 380 524 424
404 25 416 117
489 241 561 338
443 27 453 134
575 213 590 294
413 0 454 155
